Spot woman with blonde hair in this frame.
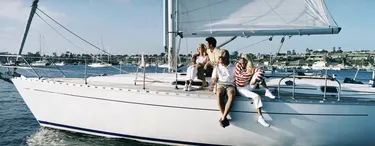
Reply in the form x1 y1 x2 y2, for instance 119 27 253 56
234 53 275 127
184 43 209 91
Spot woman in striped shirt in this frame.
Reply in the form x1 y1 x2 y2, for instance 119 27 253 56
235 53 275 127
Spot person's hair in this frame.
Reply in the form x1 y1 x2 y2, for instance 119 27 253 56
205 37 217 48
196 43 207 56
241 53 254 70
220 49 230 65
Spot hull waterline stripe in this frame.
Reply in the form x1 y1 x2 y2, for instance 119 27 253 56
39 120 224 146
32 89 368 117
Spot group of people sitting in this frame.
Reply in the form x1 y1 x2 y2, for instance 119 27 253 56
184 37 276 128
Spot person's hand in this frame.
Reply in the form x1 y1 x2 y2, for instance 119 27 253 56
246 68 253 75
209 85 215 91
214 62 219 67
204 64 208 70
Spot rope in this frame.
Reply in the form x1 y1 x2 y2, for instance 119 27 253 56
35 11 131 75
235 37 272 52
270 36 286 65
179 0 228 14
323 0 339 26
36 8 110 56
35 6 181 86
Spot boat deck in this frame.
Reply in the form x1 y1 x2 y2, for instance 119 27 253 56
38 77 375 105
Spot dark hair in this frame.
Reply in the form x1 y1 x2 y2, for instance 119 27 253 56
205 37 217 48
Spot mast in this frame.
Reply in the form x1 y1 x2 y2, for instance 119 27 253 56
16 0 39 62
39 34 42 60
163 0 169 64
107 46 110 63
100 36 104 63
167 0 176 72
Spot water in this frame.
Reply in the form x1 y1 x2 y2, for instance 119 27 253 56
0 65 373 146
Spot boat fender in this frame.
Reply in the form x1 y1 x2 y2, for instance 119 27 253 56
285 80 294 86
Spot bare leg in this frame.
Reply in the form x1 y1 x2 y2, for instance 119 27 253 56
261 81 268 90
221 87 235 120
260 78 275 99
202 80 207 87
217 88 225 115
257 108 262 116
250 78 257 86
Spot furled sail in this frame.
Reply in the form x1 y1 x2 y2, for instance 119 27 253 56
177 0 341 37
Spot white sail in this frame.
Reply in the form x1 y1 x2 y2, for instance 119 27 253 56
177 0 341 37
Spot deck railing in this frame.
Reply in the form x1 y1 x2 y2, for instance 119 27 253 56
277 68 342 101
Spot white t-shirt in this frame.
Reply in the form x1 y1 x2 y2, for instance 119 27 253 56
212 63 236 86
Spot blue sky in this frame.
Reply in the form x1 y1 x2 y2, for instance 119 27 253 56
0 0 374 55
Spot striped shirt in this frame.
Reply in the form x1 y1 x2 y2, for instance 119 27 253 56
235 62 265 87
235 62 252 87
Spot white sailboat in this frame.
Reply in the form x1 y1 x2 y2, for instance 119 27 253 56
138 54 154 69
88 37 112 68
5 0 375 145
31 34 50 67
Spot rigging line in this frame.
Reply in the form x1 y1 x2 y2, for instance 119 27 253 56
322 0 338 26
34 13 102 62
234 37 271 52
179 0 228 14
263 0 296 30
35 13 98 59
35 12 131 75
270 37 286 65
20 67 37 77
36 8 111 56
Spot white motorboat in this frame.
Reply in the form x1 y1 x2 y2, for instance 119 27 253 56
88 62 112 68
55 61 66 66
31 60 50 67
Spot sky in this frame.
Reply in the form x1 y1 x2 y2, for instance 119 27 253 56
0 0 374 56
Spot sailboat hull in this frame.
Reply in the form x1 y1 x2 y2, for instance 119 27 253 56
11 77 375 145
